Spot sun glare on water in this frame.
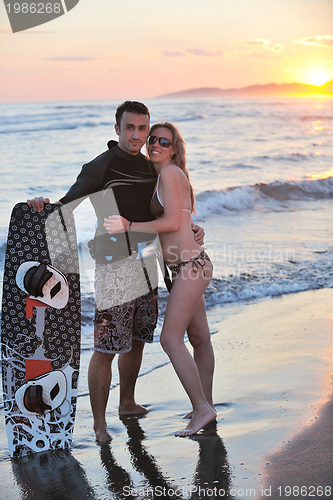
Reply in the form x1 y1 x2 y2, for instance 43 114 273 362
307 168 333 181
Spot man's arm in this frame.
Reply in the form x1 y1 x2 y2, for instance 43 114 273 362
27 154 106 213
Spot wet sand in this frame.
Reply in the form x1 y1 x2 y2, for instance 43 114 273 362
0 288 332 499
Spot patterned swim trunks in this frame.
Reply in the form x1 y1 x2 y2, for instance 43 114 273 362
94 256 158 354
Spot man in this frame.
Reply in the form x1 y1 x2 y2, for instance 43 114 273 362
28 101 203 443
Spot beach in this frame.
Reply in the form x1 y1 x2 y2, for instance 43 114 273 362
1 97 333 498
0 288 332 499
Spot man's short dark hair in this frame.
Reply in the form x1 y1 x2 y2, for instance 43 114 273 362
115 101 150 128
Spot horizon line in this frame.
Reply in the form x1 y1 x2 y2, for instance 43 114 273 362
1 79 333 105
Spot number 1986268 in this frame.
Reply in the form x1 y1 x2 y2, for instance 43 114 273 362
278 486 331 497
6 3 62 14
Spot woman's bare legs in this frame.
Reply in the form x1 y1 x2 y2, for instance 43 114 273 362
160 261 216 436
183 295 215 418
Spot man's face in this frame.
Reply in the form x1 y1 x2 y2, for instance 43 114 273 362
115 111 150 155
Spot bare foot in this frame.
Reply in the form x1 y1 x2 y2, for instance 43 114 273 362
118 403 148 416
94 426 112 444
176 407 217 437
183 405 216 420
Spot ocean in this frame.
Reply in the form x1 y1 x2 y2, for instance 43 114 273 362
1 96 333 411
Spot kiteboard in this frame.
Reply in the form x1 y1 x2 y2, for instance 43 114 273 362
1 203 81 458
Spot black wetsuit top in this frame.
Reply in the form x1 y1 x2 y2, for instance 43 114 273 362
60 140 157 259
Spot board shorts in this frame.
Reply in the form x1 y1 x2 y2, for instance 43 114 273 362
93 255 158 354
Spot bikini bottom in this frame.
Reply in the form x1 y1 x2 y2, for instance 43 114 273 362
168 249 212 278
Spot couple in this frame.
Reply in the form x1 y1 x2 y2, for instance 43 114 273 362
28 101 216 439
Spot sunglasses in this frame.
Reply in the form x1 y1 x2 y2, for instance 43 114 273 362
148 135 173 148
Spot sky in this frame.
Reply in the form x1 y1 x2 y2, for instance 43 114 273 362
1 0 333 103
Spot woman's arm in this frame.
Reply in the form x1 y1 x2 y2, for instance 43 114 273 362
104 165 183 235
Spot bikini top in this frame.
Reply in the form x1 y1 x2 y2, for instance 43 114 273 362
150 175 191 217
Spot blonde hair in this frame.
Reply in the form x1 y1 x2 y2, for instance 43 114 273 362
148 122 196 213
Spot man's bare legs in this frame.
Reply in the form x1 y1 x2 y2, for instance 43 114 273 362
88 350 115 442
160 262 216 436
118 339 148 415
88 341 148 440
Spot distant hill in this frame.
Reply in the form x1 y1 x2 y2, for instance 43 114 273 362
158 80 333 98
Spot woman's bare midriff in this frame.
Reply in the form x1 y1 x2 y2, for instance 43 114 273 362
157 211 203 266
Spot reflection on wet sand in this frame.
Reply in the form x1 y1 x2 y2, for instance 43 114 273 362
99 415 182 499
99 443 134 499
11 417 233 499
99 416 232 500
11 448 96 500
190 421 232 499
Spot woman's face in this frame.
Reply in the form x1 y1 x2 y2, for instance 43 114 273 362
148 127 175 166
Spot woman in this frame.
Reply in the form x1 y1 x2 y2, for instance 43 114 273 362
104 123 216 436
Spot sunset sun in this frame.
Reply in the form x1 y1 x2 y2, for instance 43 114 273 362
308 70 331 87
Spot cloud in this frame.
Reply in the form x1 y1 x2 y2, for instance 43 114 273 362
186 48 223 57
241 50 282 60
244 51 269 59
232 39 271 47
232 39 284 53
293 35 333 48
163 48 224 57
229 39 285 60
163 51 185 57
265 43 284 52
47 56 97 61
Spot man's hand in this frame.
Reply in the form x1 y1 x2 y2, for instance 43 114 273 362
27 198 62 212
27 197 50 213
192 223 205 246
